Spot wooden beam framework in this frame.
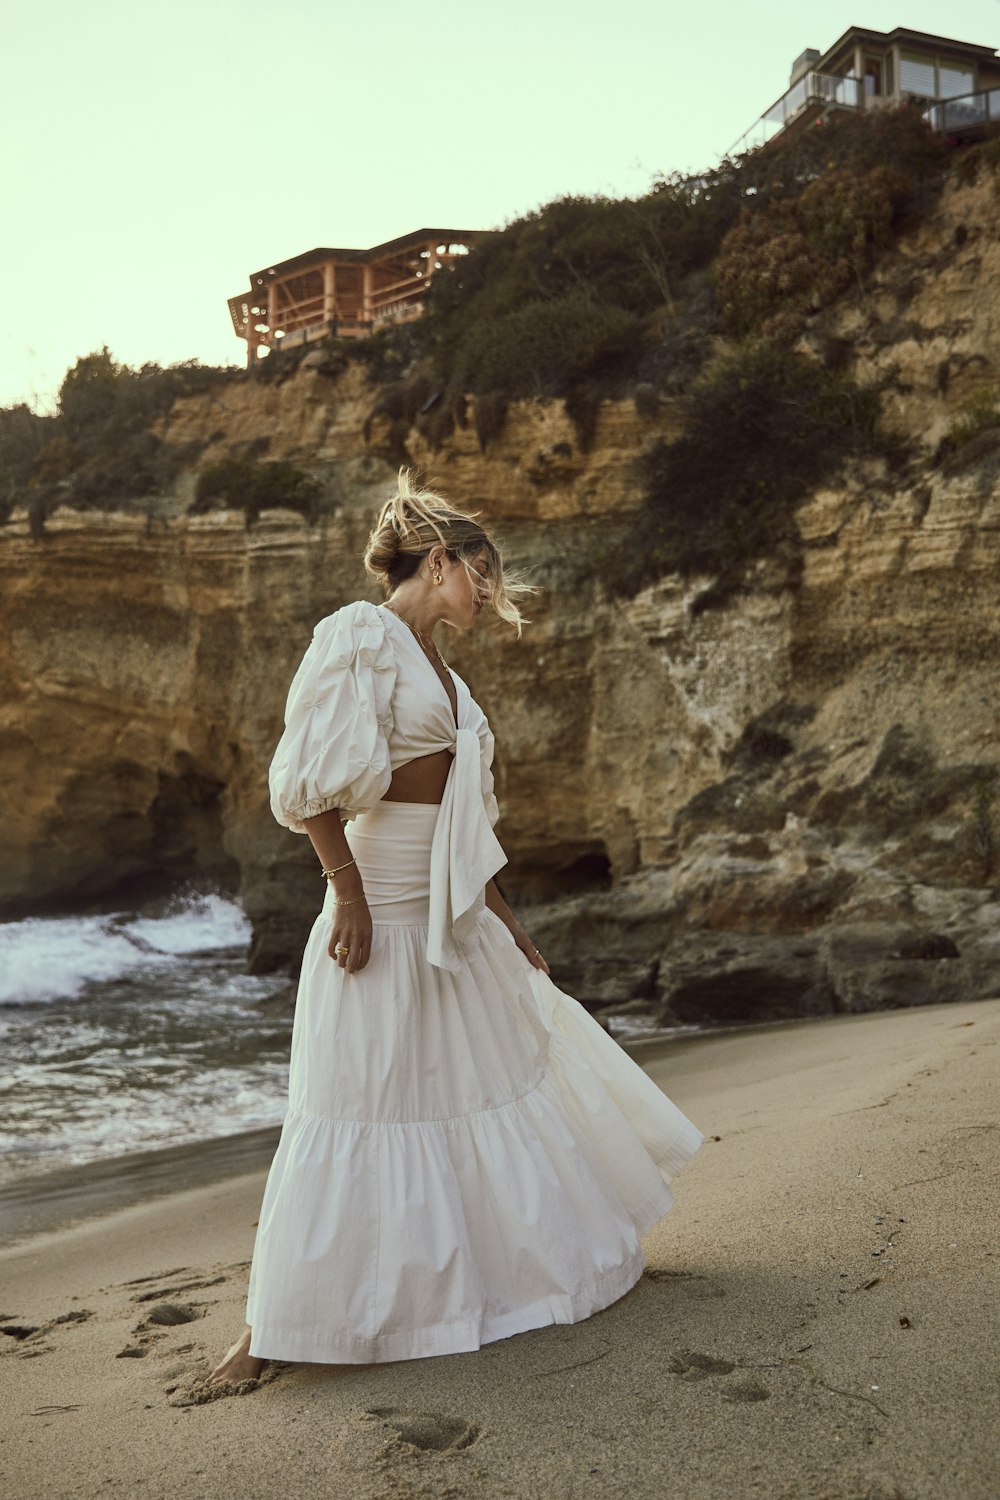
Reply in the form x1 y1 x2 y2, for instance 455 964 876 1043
227 229 480 365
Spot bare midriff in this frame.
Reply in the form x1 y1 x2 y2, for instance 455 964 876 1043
382 749 454 805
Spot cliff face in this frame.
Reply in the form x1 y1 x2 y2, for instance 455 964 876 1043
2 173 998 1024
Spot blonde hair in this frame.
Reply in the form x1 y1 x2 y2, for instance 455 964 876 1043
364 468 534 634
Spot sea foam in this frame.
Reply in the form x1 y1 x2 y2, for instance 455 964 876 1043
0 892 252 1006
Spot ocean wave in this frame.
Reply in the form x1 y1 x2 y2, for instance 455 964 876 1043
125 891 251 955
0 892 253 1007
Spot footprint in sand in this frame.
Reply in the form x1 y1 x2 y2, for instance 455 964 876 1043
115 1302 203 1360
643 1269 726 1300
117 1267 191 1288
1 1309 93 1359
161 1355 212 1391
111 1263 252 1385
130 1276 227 1304
723 1381 771 1403
366 1407 480 1453
167 1363 287 1407
142 1302 203 1327
1 1321 42 1342
669 1350 737 1381
669 1351 772 1402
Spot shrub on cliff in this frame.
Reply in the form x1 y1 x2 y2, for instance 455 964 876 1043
357 107 947 431
714 108 948 340
57 348 230 449
419 189 728 407
933 386 1000 471
190 456 322 525
0 404 55 522
614 340 890 599
3 348 235 532
716 164 914 339
451 293 643 399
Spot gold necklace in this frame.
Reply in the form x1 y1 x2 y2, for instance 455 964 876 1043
385 603 450 674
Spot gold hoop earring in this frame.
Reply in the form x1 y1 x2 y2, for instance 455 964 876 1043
433 572 443 585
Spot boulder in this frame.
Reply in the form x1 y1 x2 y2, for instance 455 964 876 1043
655 932 834 1027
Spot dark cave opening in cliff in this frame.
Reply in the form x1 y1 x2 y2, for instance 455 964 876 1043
503 848 613 906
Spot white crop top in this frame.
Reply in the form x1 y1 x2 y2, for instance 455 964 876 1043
268 599 506 971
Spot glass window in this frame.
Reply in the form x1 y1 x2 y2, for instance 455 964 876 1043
938 63 974 100
900 53 936 96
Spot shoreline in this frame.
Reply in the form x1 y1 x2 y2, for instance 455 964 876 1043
0 1011 831 1248
0 1125 283 1246
0 999 989 1250
2 994 996 1500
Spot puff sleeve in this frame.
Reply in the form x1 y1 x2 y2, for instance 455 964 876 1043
268 600 397 833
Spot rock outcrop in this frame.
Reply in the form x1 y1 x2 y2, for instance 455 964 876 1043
1 172 998 1025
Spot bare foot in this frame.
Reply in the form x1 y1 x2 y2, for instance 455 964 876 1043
209 1324 266 1384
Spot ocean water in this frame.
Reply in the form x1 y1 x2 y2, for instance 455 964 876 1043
0 891 293 1184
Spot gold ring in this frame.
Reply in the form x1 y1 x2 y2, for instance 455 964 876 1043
335 945 350 956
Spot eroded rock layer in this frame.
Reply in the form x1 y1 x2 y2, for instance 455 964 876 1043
2 174 998 1022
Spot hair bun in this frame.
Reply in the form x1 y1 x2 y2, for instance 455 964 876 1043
362 467 534 634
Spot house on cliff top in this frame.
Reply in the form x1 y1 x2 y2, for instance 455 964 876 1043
228 229 480 367
731 25 1000 155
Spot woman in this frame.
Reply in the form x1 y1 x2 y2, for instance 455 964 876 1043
210 470 702 1383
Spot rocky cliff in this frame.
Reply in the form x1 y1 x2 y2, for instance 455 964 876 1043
2 172 998 1026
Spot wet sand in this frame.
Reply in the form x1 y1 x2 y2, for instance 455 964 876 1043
0 1127 283 1244
2 998 997 1500
0 1029 708 1246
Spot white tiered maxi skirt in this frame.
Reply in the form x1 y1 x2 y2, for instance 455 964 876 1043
246 802 702 1364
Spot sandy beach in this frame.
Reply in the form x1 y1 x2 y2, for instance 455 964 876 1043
2 997 997 1500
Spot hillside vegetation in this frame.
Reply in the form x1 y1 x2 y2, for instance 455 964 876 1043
4 107 997 589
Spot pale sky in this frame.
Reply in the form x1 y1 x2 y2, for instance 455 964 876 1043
4 0 998 413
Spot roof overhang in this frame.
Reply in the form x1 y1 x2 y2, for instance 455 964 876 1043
818 26 998 71
246 229 483 286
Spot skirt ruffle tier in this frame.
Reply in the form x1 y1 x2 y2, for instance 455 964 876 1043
246 802 702 1364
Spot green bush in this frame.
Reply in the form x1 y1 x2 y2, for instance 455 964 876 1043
1 348 235 531
0 404 56 518
57 347 231 442
717 162 920 339
4 109 952 550
933 386 1000 468
191 456 322 524
952 134 1000 185
611 341 891 598
451 293 642 398
421 191 724 404
417 108 947 401
362 367 441 462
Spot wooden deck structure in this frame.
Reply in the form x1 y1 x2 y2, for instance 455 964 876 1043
228 229 479 365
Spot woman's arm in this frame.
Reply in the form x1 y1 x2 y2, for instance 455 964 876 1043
303 808 372 974
485 879 550 974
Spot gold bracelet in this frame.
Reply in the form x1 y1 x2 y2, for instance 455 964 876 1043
321 858 356 879
333 894 366 907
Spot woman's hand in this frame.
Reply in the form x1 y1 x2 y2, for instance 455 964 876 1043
328 898 373 974
509 919 550 975
484 878 550 975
